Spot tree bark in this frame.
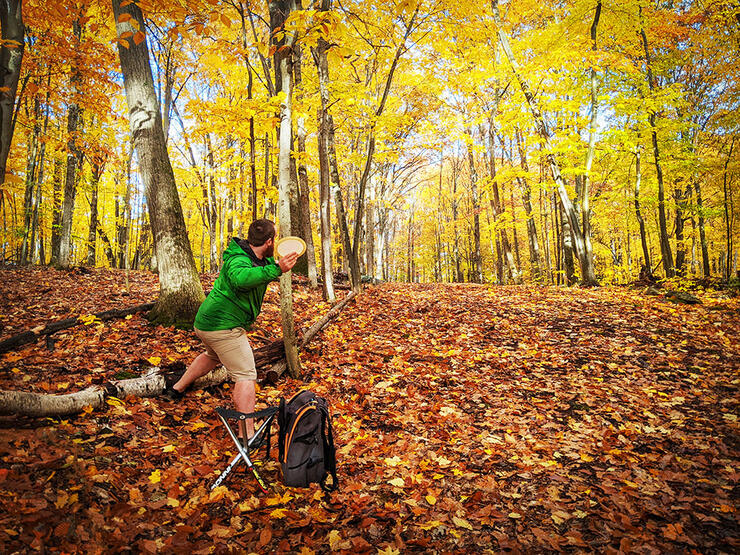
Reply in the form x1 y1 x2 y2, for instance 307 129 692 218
113 0 204 326
639 7 674 279
514 128 543 281
634 142 652 278
492 0 597 285
20 93 40 265
293 45 318 287
86 161 103 266
723 137 735 282
466 128 483 283
50 154 64 264
271 0 301 378
0 0 24 191
58 15 85 269
312 8 336 301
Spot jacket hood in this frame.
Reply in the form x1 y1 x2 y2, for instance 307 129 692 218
224 238 268 267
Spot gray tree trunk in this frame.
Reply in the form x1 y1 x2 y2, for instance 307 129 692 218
271 0 301 377
0 0 24 192
113 0 204 326
20 94 40 265
634 143 652 278
640 7 674 278
466 128 483 283
86 161 103 266
311 6 336 300
493 0 597 285
58 16 84 269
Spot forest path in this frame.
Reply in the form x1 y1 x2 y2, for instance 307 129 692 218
1 275 739 552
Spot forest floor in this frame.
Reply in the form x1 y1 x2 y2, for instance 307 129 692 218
0 266 739 553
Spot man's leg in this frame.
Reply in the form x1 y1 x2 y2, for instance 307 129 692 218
233 379 256 437
173 352 219 393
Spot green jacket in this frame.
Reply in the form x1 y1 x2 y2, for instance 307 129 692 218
194 238 282 331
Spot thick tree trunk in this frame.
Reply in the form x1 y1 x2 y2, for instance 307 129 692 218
0 0 24 190
271 0 301 378
113 0 204 326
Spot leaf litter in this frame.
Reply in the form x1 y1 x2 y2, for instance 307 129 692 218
0 269 739 552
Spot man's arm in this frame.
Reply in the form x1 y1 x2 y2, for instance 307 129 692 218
228 260 282 290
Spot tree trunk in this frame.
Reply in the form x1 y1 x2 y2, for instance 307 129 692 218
293 45 318 287
312 8 336 300
271 0 301 378
452 158 462 282
86 161 102 266
634 142 652 278
580 0 601 282
723 137 735 282
493 0 597 285
113 0 204 326
0 0 24 190
514 128 542 281
694 179 710 278
640 7 674 278
20 93 40 265
466 128 483 283
30 81 50 265
488 122 518 283
58 15 85 269
50 155 64 264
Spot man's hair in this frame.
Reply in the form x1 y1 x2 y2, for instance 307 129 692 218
247 219 276 246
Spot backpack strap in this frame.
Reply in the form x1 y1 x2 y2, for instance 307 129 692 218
319 405 338 492
278 396 287 464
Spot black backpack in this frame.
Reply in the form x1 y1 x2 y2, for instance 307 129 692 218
277 390 338 492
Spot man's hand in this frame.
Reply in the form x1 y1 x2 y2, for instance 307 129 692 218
278 252 299 273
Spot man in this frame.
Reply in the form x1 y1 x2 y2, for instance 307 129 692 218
166 219 299 438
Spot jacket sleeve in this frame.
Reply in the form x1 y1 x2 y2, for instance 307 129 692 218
227 258 282 290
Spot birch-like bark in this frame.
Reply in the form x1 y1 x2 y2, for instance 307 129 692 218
86 161 102 266
492 0 597 285
514 128 543 281
271 0 301 377
581 0 601 278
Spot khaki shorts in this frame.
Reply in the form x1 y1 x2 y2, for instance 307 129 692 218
194 327 257 381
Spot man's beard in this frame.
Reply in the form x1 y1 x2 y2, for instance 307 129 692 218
264 243 274 258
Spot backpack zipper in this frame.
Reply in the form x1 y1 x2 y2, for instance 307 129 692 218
282 401 317 463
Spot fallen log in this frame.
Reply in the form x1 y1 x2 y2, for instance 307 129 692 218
265 290 357 383
0 302 155 354
0 291 357 417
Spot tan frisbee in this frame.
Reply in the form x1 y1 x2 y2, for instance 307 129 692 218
275 236 306 258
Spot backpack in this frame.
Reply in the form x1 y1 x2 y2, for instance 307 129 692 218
277 390 338 492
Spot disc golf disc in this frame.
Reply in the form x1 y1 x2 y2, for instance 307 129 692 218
275 236 306 258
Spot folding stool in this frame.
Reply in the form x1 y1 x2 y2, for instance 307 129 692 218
211 406 278 493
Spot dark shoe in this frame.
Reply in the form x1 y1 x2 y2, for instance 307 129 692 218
163 385 184 401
